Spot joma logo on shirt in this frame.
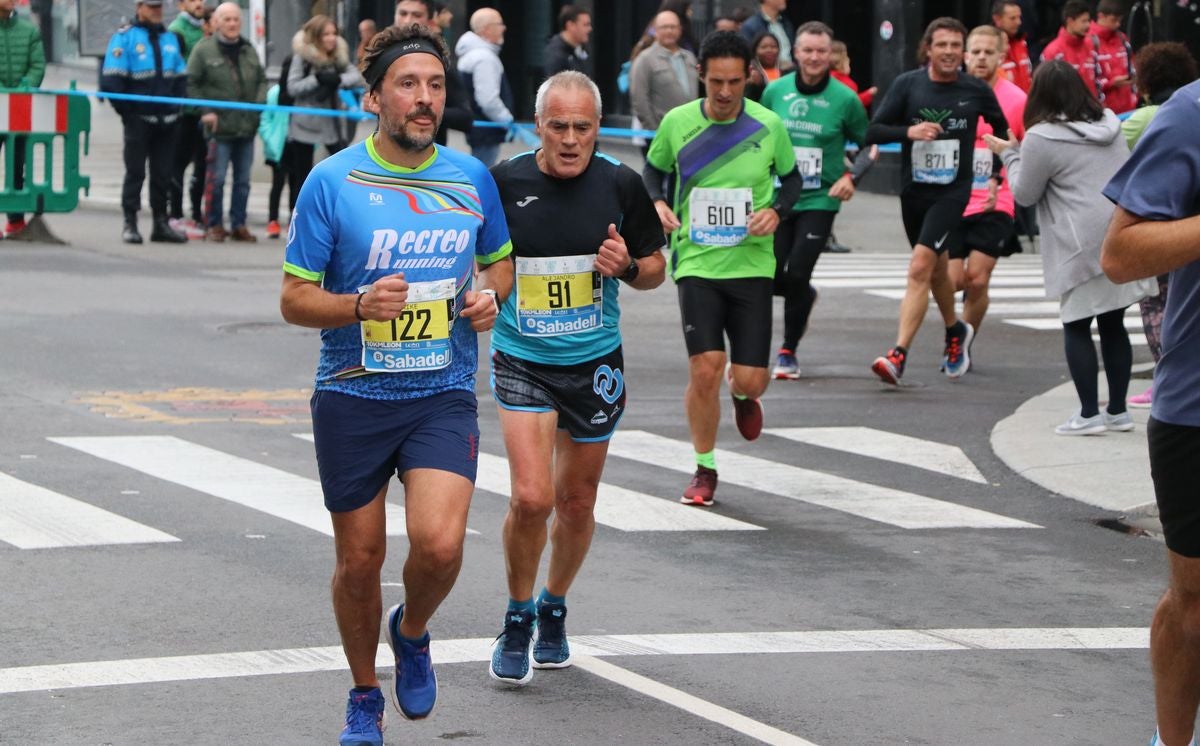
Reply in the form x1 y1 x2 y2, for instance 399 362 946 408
365 228 470 269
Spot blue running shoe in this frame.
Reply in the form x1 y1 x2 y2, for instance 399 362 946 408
773 350 800 380
489 608 535 686
384 604 437 720
532 602 572 669
339 688 385 745
943 321 974 378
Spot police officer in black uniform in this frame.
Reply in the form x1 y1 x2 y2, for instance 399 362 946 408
100 0 189 244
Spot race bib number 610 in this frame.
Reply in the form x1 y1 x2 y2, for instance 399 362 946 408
690 187 752 247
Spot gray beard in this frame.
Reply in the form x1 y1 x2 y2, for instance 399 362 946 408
388 128 435 151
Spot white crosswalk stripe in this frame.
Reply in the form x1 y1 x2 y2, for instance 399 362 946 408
6 426 1037 550
52 435 415 538
607 431 1040 530
472 453 764 532
812 253 1146 345
0 471 179 549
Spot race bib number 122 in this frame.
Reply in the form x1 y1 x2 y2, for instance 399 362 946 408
359 277 455 372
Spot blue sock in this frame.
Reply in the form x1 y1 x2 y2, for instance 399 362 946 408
508 597 536 615
537 588 566 607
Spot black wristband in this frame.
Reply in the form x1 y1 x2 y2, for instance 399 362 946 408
620 258 640 283
354 292 366 321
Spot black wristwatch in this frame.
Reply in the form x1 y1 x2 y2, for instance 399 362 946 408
619 257 640 283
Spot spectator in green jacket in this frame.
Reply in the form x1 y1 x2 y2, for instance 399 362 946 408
0 0 46 237
167 0 209 237
187 2 266 242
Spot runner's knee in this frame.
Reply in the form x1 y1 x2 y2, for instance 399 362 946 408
508 480 555 524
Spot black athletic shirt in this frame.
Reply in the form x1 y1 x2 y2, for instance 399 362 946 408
866 68 1008 201
489 150 665 365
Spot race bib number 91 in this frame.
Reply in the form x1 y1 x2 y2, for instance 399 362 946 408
515 254 603 337
912 139 960 185
360 277 455 372
689 187 752 247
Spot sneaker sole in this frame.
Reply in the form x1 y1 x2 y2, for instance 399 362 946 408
773 370 800 380
1106 423 1136 432
871 358 900 385
1054 425 1107 436
384 604 437 720
531 643 573 669
679 494 715 507
488 638 534 687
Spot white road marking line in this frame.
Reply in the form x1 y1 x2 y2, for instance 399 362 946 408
867 287 1047 300
473 453 764 532
0 627 1148 695
607 431 1038 530
51 436 412 538
1005 315 1142 331
812 276 1043 289
0 471 179 549
764 427 988 484
573 655 819 746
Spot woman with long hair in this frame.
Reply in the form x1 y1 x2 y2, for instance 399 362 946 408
985 60 1157 435
276 15 363 236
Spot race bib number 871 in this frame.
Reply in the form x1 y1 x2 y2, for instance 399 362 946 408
912 139 960 185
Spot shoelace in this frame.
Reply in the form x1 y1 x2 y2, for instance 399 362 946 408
945 336 963 364
399 642 432 686
345 695 381 734
495 614 533 652
689 470 716 490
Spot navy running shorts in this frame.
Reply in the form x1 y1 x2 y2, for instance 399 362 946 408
491 347 626 442
310 388 480 513
1148 416 1200 557
901 194 968 254
676 276 774 367
949 212 1015 260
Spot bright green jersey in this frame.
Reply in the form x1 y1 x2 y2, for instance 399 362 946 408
647 98 795 281
760 74 869 213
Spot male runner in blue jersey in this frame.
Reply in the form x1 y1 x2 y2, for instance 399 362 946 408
485 71 666 686
280 24 513 745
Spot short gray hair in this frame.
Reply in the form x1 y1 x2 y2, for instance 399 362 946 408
534 71 602 120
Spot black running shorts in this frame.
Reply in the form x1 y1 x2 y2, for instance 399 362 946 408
949 212 1015 260
901 194 968 254
1148 416 1200 557
676 276 773 367
491 347 626 442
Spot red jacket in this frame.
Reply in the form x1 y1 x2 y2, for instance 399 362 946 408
831 69 874 109
1000 33 1032 92
1040 27 1100 99
1088 21 1137 113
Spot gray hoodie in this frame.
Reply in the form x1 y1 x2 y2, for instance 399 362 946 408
455 31 513 124
1000 110 1129 298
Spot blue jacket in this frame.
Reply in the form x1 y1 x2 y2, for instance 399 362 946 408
257 85 288 164
100 20 187 122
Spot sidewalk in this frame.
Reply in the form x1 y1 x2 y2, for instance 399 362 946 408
991 367 1163 538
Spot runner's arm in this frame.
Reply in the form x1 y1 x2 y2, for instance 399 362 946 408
1102 208 1200 282
865 76 910 145
280 273 410 328
848 145 877 184
773 167 804 216
642 160 669 202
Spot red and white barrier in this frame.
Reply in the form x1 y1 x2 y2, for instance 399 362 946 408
0 93 69 134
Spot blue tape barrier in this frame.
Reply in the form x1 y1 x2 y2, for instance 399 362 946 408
36 86 1135 153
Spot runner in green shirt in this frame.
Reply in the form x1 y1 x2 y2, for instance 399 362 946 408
759 21 874 379
642 30 802 508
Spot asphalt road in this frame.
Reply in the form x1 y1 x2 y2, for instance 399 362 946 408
0 204 1163 746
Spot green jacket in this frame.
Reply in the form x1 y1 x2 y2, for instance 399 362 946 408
168 13 205 59
0 11 45 89
187 35 266 140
